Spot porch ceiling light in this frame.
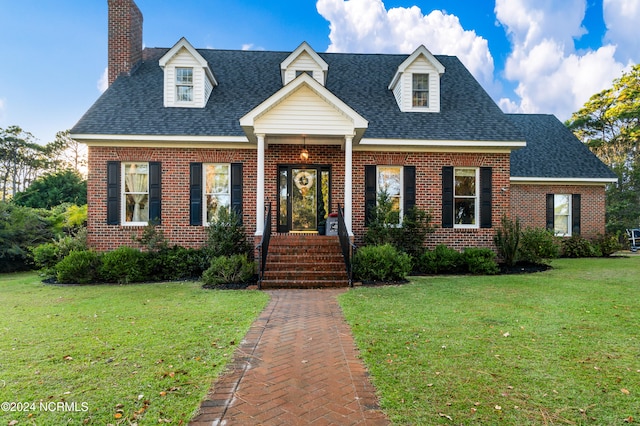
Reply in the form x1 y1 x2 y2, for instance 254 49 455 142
300 137 309 161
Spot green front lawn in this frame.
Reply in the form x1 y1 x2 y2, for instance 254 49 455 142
339 257 640 425
0 274 269 425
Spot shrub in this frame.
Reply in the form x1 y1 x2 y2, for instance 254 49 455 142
353 244 412 282
494 215 520 267
364 192 434 258
462 247 499 275
202 254 255 287
417 245 462 274
32 228 89 275
561 235 597 258
393 207 435 260
55 250 101 284
206 208 251 257
518 227 560 264
592 233 620 257
99 246 150 284
153 246 209 280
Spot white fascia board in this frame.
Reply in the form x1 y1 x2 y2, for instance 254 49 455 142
71 133 250 146
510 176 618 185
280 41 329 72
359 138 526 149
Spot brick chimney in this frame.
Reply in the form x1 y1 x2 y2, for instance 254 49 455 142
108 0 143 86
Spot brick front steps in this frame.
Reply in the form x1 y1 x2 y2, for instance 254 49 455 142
260 234 349 288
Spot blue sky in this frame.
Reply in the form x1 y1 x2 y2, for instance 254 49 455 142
0 0 638 145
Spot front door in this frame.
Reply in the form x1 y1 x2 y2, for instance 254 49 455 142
278 165 330 233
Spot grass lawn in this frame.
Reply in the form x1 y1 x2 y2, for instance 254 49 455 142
339 257 640 425
0 273 269 425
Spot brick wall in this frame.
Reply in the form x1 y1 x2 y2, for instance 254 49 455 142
352 151 511 250
108 0 143 85
89 145 515 252
87 146 257 251
510 183 606 238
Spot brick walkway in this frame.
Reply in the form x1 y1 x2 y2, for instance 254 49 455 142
190 289 390 425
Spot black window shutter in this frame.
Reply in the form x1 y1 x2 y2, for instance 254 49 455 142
231 163 243 224
403 165 416 214
190 163 203 226
572 194 581 235
364 165 376 226
546 194 555 231
106 161 120 225
149 162 161 224
479 167 492 228
442 166 454 228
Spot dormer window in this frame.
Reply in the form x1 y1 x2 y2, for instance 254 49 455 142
176 67 194 102
159 38 217 108
389 45 444 113
281 42 328 86
412 74 429 108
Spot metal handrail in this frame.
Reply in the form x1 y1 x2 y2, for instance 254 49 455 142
256 203 272 289
337 204 357 287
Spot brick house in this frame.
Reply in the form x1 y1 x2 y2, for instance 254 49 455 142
71 0 616 278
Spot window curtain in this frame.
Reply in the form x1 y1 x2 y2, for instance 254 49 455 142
125 163 148 222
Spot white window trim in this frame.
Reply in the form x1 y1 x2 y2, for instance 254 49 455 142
121 162 149 226
412 73 430 109
554 194 572 237
203 163 231 225
453 167 479 229
376 165 404 224
176 67 194 103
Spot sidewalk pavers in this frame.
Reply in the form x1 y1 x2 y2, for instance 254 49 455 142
190 288 389 425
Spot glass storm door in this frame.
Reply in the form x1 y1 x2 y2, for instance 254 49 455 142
278 165 330 233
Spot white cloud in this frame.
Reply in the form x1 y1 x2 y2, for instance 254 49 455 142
603 0 640 63
316 0 496 89
97 67 109 93
241 43 254 51
495 0 627 120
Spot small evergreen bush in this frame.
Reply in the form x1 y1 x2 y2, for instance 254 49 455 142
462 247 499 275
99 246 150 284
518 227 560 264
202 254 255 287
364 192 434 258
353 244 411 282
154 246 209 280
55 250 101 284
592 233 620 257
417 245 462 274
561 235 597 258
206 208 251 257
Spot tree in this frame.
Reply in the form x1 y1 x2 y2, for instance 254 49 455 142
0 126 47 200
13 169 87 209
566 64 640 234
45 130 88 176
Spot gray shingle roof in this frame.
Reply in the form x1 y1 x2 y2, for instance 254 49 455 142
508 114 617 180
71 47 524 142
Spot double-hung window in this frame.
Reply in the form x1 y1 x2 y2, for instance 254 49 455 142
552 194 571 236
176 67 193 102
122 162 149 225
454 168 479 227
377 166 403 224
204 164 231 223
412 73 429 107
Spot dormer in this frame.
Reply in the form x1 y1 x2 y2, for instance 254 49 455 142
159 37 217 108
388 45 445 113
280 42 328 86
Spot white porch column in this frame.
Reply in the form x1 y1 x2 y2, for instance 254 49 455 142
255 133 265 236
344 135 353 236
